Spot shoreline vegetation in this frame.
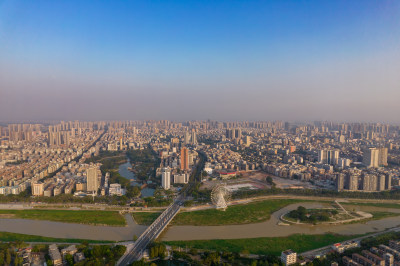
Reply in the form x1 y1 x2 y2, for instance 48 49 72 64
164 233 361 256
0 231 113 243
126 149 160 184
1 198 399 228
0 209 126 226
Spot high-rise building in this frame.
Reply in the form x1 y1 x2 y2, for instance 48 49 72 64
318 149 339 165
386 174 392 190
32 182 44 196
86 167 99 193
234 128 242 139
191 129 197 145
181 147 189 171
363 148 380 168
284 122 290 131
184 131 190 145
348 175 359 191
226 129 234 139
362 174 377 191
161 168 171 190
245 136 251 147
363 147 388 168
378 175 386 191
119 137 123 150
379 147 388 166
336 174 345 191
226 128 242 140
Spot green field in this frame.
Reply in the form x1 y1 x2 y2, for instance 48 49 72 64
368 211 400 220
164 234 359 256
0 209 126 226
0 231 112 243
171 199 304 226
343 202 400 209
132 212 161 225
132 199 304 226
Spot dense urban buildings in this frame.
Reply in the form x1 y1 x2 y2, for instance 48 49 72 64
1 120 400 199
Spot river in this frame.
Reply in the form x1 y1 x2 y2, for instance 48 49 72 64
0 214 147 241
118 158 155 197
161 202 400 241
1 202 400 241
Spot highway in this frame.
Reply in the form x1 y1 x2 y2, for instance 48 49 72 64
117 199 182 265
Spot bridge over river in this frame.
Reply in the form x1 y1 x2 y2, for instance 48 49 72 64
117 199 182 265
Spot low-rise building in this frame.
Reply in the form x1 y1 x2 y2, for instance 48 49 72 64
48 244 62 266
281 250 297 266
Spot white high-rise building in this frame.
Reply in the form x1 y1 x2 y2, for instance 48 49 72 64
191 130 197 145
32 182 44 196
162 168 171 190
184 131 190 145
86 167 99 193
363 147 387 168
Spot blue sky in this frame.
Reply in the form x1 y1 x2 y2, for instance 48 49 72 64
1 0 399 122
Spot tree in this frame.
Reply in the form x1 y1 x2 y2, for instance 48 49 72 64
5 250 11 265
65 254 74 266
241 249 250 257
184 200 194 207
92 245 102 258
14 256 23 266
189 248 198 255
112 245 127 258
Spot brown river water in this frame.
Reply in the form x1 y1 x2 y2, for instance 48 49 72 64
161 203 400 241
0 203 399 241
0 214 147 241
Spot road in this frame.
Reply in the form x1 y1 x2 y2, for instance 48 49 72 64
117 199 182 265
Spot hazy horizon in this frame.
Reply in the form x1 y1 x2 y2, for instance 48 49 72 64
1 0 400 123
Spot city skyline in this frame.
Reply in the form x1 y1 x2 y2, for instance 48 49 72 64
1 0 400 122
3 1 400 264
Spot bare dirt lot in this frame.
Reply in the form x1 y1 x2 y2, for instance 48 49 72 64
200 171 270 190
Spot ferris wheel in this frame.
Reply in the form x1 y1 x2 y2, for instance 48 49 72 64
211 184 232 210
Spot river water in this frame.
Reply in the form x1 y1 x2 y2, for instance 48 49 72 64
0 214 147 241
0 202 399 241
161 203 400 241
118 158 155 197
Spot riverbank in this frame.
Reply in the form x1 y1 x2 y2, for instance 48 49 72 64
164 233 360 256
0 231 113 243
0 214 147 241
1 196 400 242
0 209 126 226
161 201 400 241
